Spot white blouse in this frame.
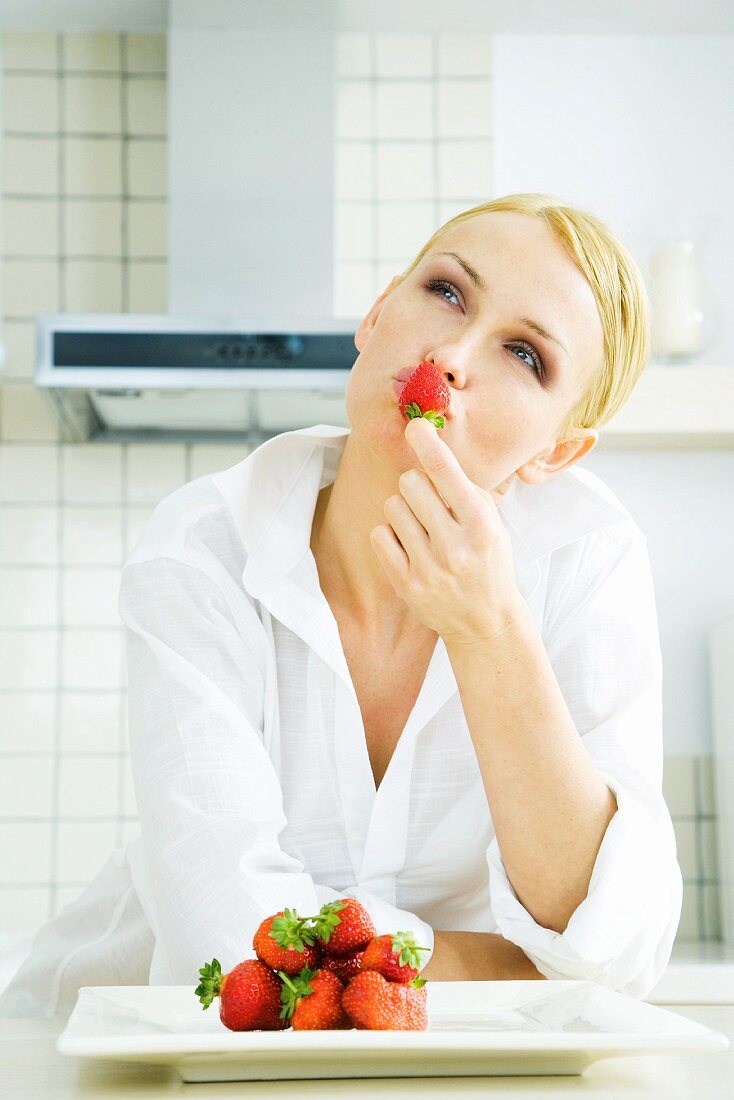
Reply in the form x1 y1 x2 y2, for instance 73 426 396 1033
0 424 682 1018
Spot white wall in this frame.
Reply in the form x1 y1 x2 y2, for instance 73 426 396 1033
491 33 734 363
492 33 734 754
585 447 734 755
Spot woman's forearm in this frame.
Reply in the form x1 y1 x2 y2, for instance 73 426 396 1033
421 930 547 982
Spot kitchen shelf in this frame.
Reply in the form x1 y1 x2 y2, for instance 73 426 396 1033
599 365 734 449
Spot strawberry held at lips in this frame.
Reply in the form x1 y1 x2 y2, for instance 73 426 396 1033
395 360 451 429
195 898 430 1031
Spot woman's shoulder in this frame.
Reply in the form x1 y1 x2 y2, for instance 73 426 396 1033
559 465 644 543
121 471 248 592
505 463 644 565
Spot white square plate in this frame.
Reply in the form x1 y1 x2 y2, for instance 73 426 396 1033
56 979 728 1082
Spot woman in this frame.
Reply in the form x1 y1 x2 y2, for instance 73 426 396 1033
0 192 682 1017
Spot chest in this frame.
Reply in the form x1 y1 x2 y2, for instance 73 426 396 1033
338 622 438 793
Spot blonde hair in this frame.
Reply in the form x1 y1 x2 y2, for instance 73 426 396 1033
392 192 651 444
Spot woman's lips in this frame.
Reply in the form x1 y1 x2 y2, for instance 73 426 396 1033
392 379 406 397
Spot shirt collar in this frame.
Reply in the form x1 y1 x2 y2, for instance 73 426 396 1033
212 423 629 607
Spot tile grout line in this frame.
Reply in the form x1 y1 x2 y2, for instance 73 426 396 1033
3 131 166 140
2 255 165 262
369 33 378 300
3 67 165 77
692 755 708 940
57 35 66 316
47 29 65 920
117 281 129 840
121 31 130 315
2 195 165 202
431 33 439 236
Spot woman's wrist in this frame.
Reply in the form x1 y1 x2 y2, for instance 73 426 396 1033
421 930 546 982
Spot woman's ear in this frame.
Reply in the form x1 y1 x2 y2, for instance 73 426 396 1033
355 275 401 352
515 429 599 485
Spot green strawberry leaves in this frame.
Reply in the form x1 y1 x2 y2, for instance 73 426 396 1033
268 906 319 950
195 958 223 1009
278 966 319 1021
309 899 347 944
404 403 445 429
390 931 431 971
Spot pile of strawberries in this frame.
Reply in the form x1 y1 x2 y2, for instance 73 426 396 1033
195 898 430 1032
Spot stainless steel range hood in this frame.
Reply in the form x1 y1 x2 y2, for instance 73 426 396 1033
35 313 356 443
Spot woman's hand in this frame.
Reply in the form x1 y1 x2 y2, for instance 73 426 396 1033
370 416 528 647
421 930 546 982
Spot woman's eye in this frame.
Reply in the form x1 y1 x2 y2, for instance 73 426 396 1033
424 276 546 381
508 342 545 379
425 277 461 307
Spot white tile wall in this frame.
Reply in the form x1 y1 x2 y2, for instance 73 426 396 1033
64 137 122 194
0 824 52 883
333 31 495 318
3 197 59 255
2 136 60 194
0 29 722 949
0 320 34 381
126 139 167 196
376 34 433 77
61 506 122 565
63 31 121 71
0 30 172 928
0 505 58 562
2 74 59 131
59 693 120 753
65 260 122 311
65 76 122 133
1 694 56 753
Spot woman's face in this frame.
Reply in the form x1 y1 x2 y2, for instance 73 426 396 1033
345 210 605 494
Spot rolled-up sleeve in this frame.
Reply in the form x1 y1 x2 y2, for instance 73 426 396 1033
119 555 434 986
486 527 682 998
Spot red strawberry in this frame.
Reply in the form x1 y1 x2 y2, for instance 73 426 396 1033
341 969 428 1031
252 908 322 975
319 947 366 983
360 931 430 983
309 899 376 956
195 957 287 1031
397 361 450 428
278 967 352 1030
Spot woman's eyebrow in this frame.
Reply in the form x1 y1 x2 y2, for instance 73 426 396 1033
432 249 570 360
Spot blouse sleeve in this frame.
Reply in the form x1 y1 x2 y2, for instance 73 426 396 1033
485 527 682 998
119 555 434 985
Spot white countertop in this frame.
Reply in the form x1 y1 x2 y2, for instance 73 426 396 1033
2 1004 732 1098
646 941 734 1004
